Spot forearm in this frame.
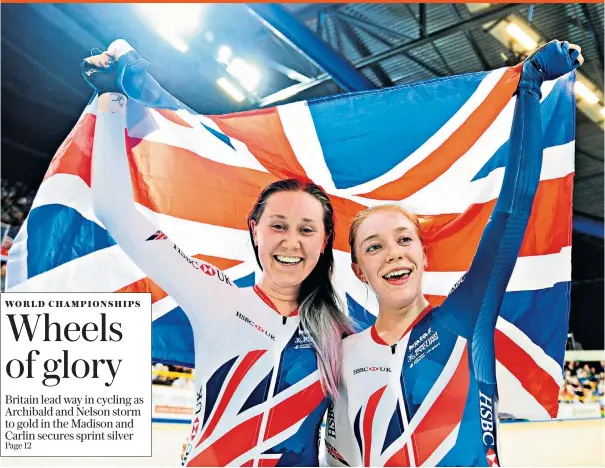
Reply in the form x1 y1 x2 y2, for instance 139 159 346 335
494 66 543 218
91 93 141 237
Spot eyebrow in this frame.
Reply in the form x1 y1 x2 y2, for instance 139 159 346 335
360 234 380 245
268 215 319 223
360 227 411 245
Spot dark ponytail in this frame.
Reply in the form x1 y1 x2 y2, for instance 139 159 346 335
248 180 353 396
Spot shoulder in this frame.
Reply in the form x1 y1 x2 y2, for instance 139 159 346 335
342 327 372 355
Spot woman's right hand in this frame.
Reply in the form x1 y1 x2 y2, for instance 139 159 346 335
82 40 133 94
84 51 112 68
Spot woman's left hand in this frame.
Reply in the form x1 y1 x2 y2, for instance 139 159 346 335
526 40 584 80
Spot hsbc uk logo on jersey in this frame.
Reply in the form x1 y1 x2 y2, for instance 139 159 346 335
236 311 276 341
172 244 234 287
353 366 392 375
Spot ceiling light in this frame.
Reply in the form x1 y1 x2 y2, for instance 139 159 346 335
135 4 203 52
217 46 232 64
505 23 538 50
217 77 245 102
227 58 261 92
575 82 599 104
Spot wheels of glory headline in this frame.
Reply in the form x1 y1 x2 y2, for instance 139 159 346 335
3 301 140 387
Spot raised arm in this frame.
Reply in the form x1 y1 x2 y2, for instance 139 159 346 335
437 41 583 340
87 42 237 326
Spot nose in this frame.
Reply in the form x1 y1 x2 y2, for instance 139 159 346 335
385 241 404 263
281 229 302 251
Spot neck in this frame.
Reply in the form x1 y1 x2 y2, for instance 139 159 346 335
375 294 430 345
257 278 300 316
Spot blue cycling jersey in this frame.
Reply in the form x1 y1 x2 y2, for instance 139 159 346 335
325 59 554 468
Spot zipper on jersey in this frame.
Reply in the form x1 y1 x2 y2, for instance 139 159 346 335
391 342 416 466
282 316 287 325
254 319 293 466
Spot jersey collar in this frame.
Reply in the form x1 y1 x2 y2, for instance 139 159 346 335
370 303 433 346
253 285 299 317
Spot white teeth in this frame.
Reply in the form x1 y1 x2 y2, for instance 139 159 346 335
384 269 411 279
276 255 303 264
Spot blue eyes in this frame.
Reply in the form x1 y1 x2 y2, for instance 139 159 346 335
366 236 412 253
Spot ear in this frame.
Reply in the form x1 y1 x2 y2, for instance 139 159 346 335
351 263 366 283
250 219 259 246
322 231 331 251
423 245 428 269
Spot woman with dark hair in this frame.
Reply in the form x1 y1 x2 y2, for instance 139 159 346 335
325 41 583 467
84 40 353 467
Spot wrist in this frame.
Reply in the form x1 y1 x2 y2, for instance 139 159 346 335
98 93 127 114
518 60 544 98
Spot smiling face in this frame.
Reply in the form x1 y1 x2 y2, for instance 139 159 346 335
251 190 328 292
351 208 427 312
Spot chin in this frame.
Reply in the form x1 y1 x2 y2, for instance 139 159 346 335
385 291 417 308
273 271 305 286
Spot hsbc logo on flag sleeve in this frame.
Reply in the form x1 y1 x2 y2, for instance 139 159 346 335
486 448 499 467
173 244 233 286
479 388 501 467
183 385 204 464
326 401 336 438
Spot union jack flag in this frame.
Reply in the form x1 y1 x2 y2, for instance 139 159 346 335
7 58 575 421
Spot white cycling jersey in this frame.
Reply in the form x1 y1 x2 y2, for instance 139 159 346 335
91 110 329 467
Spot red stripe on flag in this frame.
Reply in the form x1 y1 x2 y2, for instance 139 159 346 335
44 111 570 263
263 380 326 441
116 277 166 303
198 350 267 446
155 109 193 128
130 137 363 253
44 113 96 185
410 345 470 466
127 139 276 231
518 174 573 257
495 330 559 417
358 65 522 200
210 108 311 181
330 196 368 253
240 461 254 467
424 175 573 272
425 295 446 307
188 414 263 467
363 386 387 467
